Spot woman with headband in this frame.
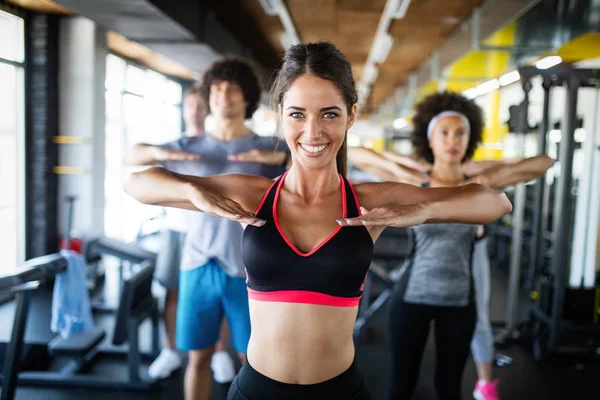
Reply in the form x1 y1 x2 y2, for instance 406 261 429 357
374 91 554 400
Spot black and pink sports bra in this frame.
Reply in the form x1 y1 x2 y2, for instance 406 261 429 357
241 171 374 307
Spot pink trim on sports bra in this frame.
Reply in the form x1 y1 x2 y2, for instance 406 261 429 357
254 178 280 215
247 288 361 307
272 171 347 257
347 180 363 216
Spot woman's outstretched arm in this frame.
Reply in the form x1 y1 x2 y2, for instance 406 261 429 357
347 147 429 186
123 166 270 226
346 181 512 229
465 155 554 189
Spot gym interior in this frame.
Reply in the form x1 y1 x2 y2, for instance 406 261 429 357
0 0 599 399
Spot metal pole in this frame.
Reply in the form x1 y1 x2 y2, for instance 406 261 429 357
64 196 76 251
1 291 32 400
128 318 140 382
527 77 552 293
549 72 579 351
504 80 532 337
151 305 160 356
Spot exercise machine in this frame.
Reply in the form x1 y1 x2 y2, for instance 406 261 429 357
0 240 160 399
499 65 600 362
86 236 157 313
354 227 413 340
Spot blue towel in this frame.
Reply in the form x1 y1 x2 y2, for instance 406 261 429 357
51 250 95 338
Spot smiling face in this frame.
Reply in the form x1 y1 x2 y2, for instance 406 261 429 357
428 115 470 164
280 74 356 173
209 80 248 120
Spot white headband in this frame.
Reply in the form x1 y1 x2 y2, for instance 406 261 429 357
427 111 470 140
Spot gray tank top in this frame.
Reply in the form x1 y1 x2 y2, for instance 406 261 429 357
399 178 478 306
401 223 478 307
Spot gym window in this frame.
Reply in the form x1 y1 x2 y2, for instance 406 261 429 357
0 9 26 271
104 54 183 242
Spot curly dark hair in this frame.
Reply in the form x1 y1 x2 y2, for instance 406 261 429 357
200 56 261 119
411 91 484 164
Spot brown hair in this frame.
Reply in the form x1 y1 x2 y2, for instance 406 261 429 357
269 42 357 177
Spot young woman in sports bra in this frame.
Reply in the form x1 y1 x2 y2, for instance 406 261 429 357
124 43 512 400
348 91 553 400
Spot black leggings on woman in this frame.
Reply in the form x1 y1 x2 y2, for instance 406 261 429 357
388 290 476 400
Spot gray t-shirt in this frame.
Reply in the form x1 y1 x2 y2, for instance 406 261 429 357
160 132 287 277
160 133 197 233
402 223 478 307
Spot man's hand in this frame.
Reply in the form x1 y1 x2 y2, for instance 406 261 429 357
228 149 287 165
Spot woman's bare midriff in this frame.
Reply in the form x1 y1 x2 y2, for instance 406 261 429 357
246 299 358 384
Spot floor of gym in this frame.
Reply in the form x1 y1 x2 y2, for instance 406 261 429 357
1 264 598 400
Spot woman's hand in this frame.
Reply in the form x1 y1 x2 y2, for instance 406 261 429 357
185 183 266 227
464 170 496 186
337 204 431 228
390 164 430 186
381 151 432 173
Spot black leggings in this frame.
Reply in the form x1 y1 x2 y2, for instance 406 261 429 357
228 358 371 400
388 293 476 400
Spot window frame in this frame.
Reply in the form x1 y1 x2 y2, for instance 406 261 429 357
0 6 26 268
104 52 186 241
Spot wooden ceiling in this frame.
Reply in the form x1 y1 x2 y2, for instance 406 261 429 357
6 0 72 14
242 0 484 116
107 32 194 80
6 0 194 80
8 0 486 116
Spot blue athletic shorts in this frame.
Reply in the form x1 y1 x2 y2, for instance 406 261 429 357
176 259 251 353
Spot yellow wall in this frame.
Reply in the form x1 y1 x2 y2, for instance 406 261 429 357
405 25 600 160
447 23 516 160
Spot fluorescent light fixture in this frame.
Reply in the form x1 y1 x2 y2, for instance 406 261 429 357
358 82 369 95
499 70 520 86
535 56 562 70
279 33 294 50
462 87 478 99
372 33 393 64
393 117 408 130
259 0 299 47
476 79 500 96
357 82 370 106
258 0 278 15
393 0 412 19
363 64 379 85
278 2 300 46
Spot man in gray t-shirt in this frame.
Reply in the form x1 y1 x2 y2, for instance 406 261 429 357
124 74 287 393
124 85 209 381
128 56 288 400
176 57 289 400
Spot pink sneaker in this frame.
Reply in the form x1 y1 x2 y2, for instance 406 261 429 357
473 379 500 400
